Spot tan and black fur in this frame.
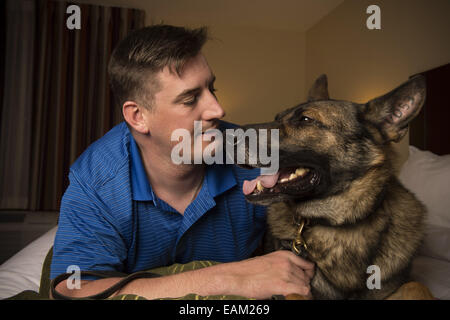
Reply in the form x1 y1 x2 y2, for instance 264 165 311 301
239 75 428 299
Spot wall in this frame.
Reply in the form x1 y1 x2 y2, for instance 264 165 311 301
305 0 450 167
203 26 305 124
67 0 307 125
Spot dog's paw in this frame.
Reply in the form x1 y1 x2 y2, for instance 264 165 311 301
386 282 435 300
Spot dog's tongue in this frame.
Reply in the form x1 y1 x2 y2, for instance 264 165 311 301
243 172 280 195
243 180 257 195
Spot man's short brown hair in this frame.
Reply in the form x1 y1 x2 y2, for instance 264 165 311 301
108 24 208 109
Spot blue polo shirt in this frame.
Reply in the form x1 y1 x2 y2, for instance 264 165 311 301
50 121 266 279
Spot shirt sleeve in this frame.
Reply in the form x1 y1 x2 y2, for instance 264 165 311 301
50 170 127 280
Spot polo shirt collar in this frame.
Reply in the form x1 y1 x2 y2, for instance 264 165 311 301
129 134 237 202
129 134 156 202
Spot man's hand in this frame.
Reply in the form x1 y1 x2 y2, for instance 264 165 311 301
222 250 315 299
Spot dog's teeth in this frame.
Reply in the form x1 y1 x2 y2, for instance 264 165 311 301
289 173 298 181
295 168 308 177
256 181 264 191
280 178 289 183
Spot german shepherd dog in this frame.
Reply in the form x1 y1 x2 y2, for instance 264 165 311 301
238 75 428 299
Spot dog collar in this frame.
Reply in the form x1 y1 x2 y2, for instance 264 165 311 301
291 217 309 256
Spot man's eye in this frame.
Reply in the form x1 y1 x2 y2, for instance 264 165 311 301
184 96 198 106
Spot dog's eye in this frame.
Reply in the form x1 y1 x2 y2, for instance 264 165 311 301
300 116 313 122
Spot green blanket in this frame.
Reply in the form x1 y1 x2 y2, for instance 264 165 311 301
5 248 250 300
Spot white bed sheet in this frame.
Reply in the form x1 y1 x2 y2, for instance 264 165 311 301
0 227 56 299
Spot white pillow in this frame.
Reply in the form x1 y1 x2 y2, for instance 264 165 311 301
399 146 450 229
399 146 450 262
411 255 450 300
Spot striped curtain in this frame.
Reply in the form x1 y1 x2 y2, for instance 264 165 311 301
0 0 145 212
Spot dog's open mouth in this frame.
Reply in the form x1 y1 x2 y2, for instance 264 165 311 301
243 166 320 199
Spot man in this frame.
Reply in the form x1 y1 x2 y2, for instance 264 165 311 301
50 25 314 299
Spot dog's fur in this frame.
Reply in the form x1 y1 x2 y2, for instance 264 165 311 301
240 75 427 299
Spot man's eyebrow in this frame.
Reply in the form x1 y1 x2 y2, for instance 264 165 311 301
172 74 216 104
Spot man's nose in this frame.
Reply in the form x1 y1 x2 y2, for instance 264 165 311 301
203 92 226 120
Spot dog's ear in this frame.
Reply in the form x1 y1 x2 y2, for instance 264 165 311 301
308 74 329 102
364 75 426 143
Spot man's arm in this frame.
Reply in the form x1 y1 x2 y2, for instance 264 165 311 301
52 251 314 300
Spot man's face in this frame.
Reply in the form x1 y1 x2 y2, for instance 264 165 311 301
141 53 225 161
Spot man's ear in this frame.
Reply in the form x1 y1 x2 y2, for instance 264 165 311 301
122 101 150 134
364 75 426 143
307 74 330 102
